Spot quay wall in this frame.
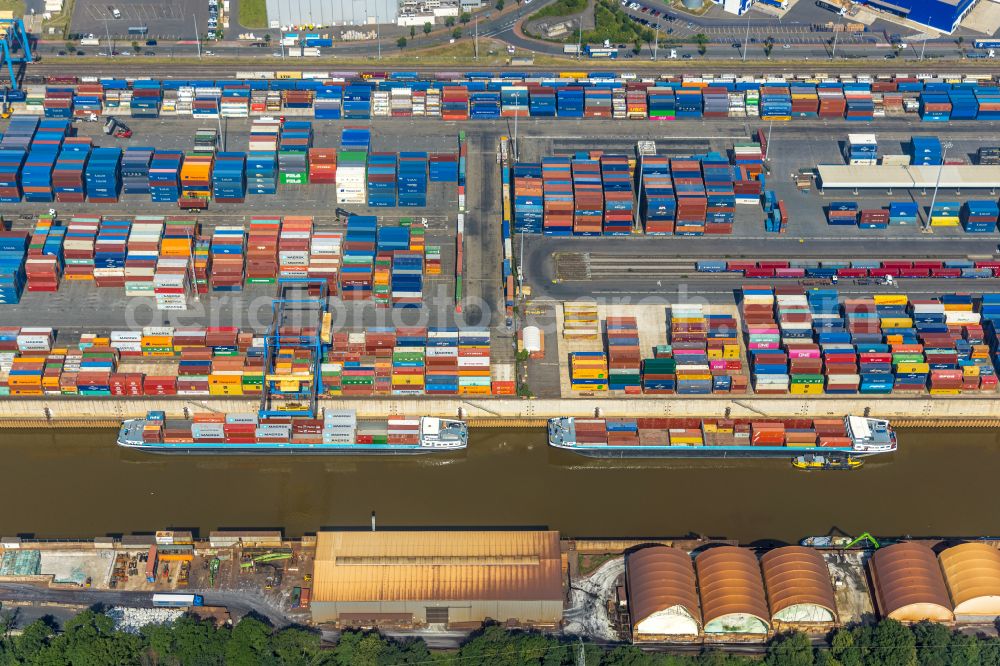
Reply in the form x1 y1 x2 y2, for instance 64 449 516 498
1 395 999 428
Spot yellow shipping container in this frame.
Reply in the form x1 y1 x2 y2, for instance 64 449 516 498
571 361 608 370
963 366 981 377
895 362 930 374
209 385 244 396
930 217 959 226
458 369 491 376
670 437 703 445
571 370 608 380
943 302 973 312
880 317 913 328
929 388 961 395
873 294 908 305
391 376 425 386
458 386 491 395
141 335 172 347
675 373 712 381
571 383 607 391
790 383 824 395
209 374 241 384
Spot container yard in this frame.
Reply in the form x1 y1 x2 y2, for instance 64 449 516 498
12 72 1000 123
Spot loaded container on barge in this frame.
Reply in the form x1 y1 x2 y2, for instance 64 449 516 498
547 415 896 459
118 409 468 454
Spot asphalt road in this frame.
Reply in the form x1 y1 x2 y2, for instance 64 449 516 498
0 582 290 626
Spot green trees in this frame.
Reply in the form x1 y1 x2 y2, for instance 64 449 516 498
766 631 815 666
397 37 408 49
423 22 433 36
0 611 326 666
694 33 708 55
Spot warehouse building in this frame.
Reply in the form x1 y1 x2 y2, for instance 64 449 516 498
938 543 1000 620
695 546 770 635
855 0 976 33
310 530 564 628
760 546 838 625
625 546 702 640
869 542 954 623
265 0 398 27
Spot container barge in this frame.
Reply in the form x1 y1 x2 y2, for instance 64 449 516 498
117 409 468 454
547 415 896 459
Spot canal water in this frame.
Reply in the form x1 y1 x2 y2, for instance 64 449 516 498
3 427 995 542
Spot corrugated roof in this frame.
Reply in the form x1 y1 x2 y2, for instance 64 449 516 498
695 546 770 628
626 546 701 630
869 542 954 622
760 546 837 620
818 164 1000 190
938 543 1000 613
313 531 563 603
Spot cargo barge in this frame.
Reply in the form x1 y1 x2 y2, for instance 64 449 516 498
117 409 468 454
547 415 896 459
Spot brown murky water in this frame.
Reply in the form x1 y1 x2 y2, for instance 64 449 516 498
2 427 995 541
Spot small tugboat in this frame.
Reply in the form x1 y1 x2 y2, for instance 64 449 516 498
791 454 863 471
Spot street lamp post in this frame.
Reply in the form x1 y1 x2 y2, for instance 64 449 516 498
742 15 750 62
193 15 201 58
831 23 839 59
925 141 953 232
765 119 774 160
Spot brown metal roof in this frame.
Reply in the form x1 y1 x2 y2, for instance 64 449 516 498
312 531 563 603
869 542 954 622
695 546 769 627
938 543 1000 613
626 546 701 629
760 546 837 620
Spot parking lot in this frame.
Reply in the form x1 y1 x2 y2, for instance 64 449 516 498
70 0 210 40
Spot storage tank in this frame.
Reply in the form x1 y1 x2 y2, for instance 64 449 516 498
523 326 542 354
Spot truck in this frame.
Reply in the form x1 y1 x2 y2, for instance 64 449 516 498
151 593 204 608
563 44 581 55
584 45 619 58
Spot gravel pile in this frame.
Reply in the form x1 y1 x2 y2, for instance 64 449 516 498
106 607 184 633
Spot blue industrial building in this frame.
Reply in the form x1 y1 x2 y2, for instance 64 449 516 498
859 0 977 33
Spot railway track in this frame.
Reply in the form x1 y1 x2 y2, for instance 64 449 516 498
553 251 997 282
18 60 1000 79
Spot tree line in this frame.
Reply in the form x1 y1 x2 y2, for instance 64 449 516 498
1 608 999 665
